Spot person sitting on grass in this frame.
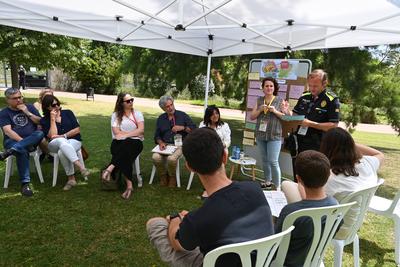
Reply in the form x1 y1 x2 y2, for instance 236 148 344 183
146 128 274 267
275 150 338 267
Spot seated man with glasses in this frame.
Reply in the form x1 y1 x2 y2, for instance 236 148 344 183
153 95 196 187
0 87 44 197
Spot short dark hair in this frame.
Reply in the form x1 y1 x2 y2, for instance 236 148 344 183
261 77 279 96
182 128 224 175
42 95 61 117
203 105 224 127
295 150 330 188
320 127 361 176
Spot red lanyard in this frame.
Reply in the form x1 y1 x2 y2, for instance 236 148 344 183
170 115 176 126
127 110 138 128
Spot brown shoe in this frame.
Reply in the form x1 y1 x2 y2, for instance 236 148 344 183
168 176 177 187
160 175 169 186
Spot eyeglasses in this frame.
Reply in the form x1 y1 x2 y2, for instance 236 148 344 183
9 96 23 100
123 98 134 104
51 103 60 107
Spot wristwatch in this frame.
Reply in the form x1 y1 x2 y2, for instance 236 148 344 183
169 213 182 221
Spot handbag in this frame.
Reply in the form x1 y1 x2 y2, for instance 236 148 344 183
81 145 89 161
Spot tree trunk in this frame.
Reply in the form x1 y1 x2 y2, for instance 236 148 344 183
10 60 18 88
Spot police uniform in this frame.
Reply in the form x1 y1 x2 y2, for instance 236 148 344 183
293 89 340 152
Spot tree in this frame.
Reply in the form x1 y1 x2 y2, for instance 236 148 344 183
0 25 80 87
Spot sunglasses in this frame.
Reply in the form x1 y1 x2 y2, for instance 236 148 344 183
51 103 60 107
123 98 134 104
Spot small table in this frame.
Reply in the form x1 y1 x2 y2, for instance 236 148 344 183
229 156 257 180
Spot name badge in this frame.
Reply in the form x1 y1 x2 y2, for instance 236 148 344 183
297 126 308 136
259 121 267 132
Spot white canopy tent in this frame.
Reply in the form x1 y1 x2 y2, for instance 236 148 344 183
1 0 400 105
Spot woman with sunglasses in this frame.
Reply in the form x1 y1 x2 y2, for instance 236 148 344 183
102 93 144 200
40 95 90 190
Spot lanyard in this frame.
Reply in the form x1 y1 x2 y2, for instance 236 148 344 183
170 115 176 127
127 110 138 128
263 96 275 114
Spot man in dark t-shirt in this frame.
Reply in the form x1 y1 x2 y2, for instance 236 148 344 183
147 128 274 267
275 150 338 267
0 87 44 197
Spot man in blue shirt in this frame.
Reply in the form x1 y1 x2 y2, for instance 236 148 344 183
0 87 44 197
152 95 196 187
147 128 274 267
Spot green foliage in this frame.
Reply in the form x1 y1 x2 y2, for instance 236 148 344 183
0 95 398 266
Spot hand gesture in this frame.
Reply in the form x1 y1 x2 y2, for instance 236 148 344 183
268 106 277 114
50 109 58 120
281 100 290 113
16 104 27 112
171 125 184 133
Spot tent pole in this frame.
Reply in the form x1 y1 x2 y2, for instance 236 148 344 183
204 55 212 110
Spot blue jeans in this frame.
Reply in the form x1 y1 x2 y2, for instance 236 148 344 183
4 130 44 184
257 139 281 186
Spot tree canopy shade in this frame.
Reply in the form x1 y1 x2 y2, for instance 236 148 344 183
0 0 400 57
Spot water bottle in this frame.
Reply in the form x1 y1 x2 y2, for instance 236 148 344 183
231 146 237 158
174 134 183 147
234 146 240 160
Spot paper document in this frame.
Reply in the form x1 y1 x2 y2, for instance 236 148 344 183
263 191 288 217
152 145 177 155
281 115 305 121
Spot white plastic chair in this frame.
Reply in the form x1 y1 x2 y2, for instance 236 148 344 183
50 149 87 187
368 190 400 266
203 226 295 267
271 202 356 267
187 171 195 190
149 155 183 187
132 155 143 187
332 179 384 267
4 148 44 188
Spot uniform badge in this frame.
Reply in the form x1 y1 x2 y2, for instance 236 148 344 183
320 100 327 107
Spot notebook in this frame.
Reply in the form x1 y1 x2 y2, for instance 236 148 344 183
263 190 288 217
151 145 177 155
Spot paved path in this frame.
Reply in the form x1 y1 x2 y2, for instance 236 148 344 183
2 87 398 135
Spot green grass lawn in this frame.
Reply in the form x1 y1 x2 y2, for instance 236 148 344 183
0 95 398 266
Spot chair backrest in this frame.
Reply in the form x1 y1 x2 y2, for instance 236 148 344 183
337 178 384 244
203 226 295 267
272 202 356 267
386 191 400 215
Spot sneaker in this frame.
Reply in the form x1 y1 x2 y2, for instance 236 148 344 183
21 184 34 197
0 149 14 161
260 181 274 190
63 180 77 191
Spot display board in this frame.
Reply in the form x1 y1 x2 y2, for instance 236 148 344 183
243 59 312 179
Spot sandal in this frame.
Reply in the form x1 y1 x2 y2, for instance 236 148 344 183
101 169 111 181
80 168 90 177
121 188 133 200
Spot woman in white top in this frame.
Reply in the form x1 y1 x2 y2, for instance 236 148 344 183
199 105 231 150
282 127 384 239
102 93 144 200
199 105 231 199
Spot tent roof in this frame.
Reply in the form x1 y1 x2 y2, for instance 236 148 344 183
1 0 400 57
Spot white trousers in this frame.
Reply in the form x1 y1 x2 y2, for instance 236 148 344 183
48 138 82 176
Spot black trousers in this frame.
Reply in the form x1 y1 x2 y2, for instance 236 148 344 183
110 139 143 182
291 134 322 181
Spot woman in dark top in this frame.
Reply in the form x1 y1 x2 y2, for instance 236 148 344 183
40 95 90 190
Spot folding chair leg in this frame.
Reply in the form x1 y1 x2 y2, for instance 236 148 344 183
33 153 44 183
332 239 345 267
149 165 156 184
187 172 195 190
353 234 360 267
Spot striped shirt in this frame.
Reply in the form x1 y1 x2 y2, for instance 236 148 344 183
255 96 283 141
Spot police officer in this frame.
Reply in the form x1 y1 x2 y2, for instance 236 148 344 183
292 69 340 152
